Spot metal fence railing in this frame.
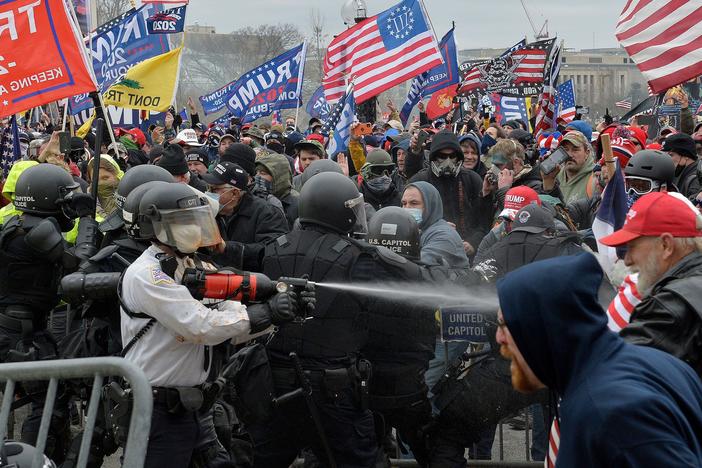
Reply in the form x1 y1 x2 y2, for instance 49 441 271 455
0 357 152 468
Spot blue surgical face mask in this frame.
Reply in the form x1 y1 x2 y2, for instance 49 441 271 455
404 207 423 225
206 191 220 203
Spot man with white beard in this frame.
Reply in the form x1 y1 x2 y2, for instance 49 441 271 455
601 191 702 378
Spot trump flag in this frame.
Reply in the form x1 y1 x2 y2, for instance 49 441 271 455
0 0 96 118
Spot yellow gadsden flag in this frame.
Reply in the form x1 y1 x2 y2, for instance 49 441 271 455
103 46 183 112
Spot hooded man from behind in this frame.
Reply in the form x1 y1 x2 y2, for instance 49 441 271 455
497 253 702 467
255 153 299 229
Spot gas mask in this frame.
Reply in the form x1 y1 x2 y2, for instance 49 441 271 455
366 175 392 194
431 156 461 178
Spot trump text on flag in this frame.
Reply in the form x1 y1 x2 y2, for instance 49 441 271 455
0 0 95 117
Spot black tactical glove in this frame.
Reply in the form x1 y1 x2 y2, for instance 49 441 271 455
267 291 299 324
299 284 316 313
247 292 298 333
61 192 96 219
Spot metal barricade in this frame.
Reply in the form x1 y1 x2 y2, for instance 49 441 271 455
0 357 152 468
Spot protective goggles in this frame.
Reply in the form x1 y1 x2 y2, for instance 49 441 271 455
624 176 660 196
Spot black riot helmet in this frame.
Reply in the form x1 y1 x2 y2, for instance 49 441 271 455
298 171 367 235
138 183 221 253
299 159 343 188
123 181 170 240
624 150 675 186
0 440 57 468
115 164 174 210
366 206 420 261
13 164 79 220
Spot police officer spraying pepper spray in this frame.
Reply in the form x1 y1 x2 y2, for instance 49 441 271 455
119 182 313 468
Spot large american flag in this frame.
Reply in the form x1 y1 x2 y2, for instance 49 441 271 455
533 44 562 138
1 116 20 180
555 79 576 123
322 0 443 104
616 0 702 94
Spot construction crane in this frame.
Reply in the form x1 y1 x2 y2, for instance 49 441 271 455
520 0 549 41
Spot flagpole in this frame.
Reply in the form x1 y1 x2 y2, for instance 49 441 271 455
61 103 70 132
418 0 441 54
294 41 308 128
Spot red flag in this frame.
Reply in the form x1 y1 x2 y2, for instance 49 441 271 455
616 0 702 94
0 0 95 119
425 86 456 120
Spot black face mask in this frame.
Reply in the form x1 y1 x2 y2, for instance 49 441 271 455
365 175 392 194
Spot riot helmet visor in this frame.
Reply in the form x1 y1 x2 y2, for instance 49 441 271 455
152 205 222 253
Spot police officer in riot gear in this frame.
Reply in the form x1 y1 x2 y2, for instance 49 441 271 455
0 164 82 462
364 207 434 466
121 182 304 468
251 171 486 468
59 180 173 468
99 164 175 249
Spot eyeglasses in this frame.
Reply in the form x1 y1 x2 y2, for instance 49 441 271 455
624 176 658 196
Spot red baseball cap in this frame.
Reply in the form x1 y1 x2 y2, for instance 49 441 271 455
499 186 542 220
600 192 702 247
125 128 146 147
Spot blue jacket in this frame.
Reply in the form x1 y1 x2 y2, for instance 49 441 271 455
408 181 469 268
498 253 702 467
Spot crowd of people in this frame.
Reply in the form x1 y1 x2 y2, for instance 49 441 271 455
0 86 702 468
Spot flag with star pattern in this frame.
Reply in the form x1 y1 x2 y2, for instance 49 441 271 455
323 0 443 104
1 116 21 180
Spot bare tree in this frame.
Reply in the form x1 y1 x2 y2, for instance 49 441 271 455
95 0 131 26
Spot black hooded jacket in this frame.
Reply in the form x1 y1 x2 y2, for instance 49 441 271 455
407 131 492 249
498 253 702 467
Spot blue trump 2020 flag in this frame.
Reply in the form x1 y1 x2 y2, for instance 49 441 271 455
399 28 458 125
199 43 307 123
147 6 187 34
306 86 331 121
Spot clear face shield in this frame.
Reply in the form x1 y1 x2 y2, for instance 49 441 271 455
345 193 368 237
152 205 222 254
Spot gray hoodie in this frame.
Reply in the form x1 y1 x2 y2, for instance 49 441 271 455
408 181 470 268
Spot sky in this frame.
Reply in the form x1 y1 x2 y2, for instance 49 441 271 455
185 0 629 51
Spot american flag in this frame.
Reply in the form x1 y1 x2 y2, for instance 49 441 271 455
533 44 562 138
458 39 554 95
554 79 576 123
322 86 356 157
322 0 443 104
616 0 702 94
1 116 21 180
615 97 632 109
